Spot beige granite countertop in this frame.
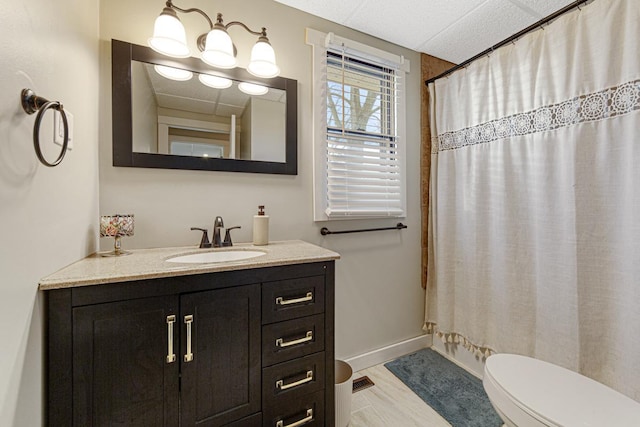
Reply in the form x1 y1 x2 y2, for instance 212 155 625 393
39 240 340 290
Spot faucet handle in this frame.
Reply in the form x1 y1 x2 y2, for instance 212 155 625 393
223 226 241 247
190 227 212 248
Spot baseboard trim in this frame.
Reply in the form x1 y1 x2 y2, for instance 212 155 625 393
344 334 432 373
430 340 484 379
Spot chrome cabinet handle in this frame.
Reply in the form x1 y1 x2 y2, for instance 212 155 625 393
184 315 193 362
276 292 313 306
276 370 313 391
276 331 313 348
166 315 176 363
276 409 313 427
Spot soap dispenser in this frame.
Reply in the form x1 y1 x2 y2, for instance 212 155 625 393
253 205 269 246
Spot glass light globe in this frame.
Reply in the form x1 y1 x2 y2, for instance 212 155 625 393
148 12 190 58
238 82 268 96
154 65 193 81
201 28 237 69
199 73 233 89
247 40 280 78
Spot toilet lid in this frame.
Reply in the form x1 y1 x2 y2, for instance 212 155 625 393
485 354 640 427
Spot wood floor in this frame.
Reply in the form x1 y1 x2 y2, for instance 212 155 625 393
347 364 452 427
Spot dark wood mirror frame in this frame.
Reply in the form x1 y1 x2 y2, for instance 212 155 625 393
111 39 298 175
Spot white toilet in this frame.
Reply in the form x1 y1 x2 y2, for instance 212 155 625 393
483 354 640 427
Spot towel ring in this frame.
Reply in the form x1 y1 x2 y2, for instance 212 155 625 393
21 88 69 167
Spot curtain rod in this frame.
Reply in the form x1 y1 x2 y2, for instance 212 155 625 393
425 0 593 85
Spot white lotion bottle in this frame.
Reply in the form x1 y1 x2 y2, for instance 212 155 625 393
253 205 269 245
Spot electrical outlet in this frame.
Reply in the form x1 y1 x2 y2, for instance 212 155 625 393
53 109 74 150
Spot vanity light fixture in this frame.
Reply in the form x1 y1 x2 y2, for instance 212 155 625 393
148 0 280 78
238 82 268 96
154 64 193 81
198 73 232 89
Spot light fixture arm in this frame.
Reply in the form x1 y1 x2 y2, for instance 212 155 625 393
224 20 268 38
164 1 269 38
165 0 214 30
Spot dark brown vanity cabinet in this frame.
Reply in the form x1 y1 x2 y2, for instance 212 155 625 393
71 285 260 426
261 276 328 427
72 295 181 426
45 262 335 427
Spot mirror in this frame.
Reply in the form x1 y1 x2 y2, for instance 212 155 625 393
132 62 287 162
111 39 297 174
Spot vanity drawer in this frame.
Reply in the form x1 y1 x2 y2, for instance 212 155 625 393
262 352 325 405
262 276 325 324
263 390 324 427
262 315 325 366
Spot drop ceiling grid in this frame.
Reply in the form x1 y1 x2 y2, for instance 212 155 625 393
509 0 575 17
155 94 217 115
341 0 486 51
412 0 546 63
273 0 578 63
273 0 367 27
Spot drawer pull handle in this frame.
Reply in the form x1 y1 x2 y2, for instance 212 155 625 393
276 331 313 348
276 370 314 391
166 315 176 363
276 409 313 427
184 315 193 362
276 292 313 306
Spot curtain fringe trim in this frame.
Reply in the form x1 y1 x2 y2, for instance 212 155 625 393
423 321 496 359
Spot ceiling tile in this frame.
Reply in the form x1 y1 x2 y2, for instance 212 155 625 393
217 85 250 106
156 94 218 115
342 0 484 51
261 90 287 103
215 103 247 117
273 0 366 25
419 0 537 63
273 0 579 66
508 0 575 17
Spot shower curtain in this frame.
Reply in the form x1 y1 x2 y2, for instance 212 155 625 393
425 0 640 400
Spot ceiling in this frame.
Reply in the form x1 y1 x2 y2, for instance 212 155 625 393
142 63 286 118
273 0 575 64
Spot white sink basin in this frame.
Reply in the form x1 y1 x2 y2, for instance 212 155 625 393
166 250 266 264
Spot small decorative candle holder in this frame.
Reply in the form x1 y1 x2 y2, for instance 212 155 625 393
100 214 134 256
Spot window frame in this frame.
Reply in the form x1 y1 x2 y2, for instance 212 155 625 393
307 29 410 221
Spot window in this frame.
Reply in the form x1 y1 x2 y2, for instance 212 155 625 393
307 29 409 220
170 141 224 158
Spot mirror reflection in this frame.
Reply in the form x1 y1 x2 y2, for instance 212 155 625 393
111 39 297 175
131 61 287 162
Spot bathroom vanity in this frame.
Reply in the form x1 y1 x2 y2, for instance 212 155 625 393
40 241 339 427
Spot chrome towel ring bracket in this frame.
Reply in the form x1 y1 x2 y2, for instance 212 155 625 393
20 88 69 167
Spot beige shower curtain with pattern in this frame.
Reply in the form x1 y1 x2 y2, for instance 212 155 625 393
424 0 640 401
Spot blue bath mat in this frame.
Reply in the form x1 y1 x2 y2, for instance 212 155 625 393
384 348 502 427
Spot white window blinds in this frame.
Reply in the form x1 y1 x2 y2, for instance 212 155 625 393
324 47 405 218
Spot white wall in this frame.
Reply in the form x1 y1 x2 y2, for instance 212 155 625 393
241 102 253 159
250 97 286 162
99 0 424 361
131 62 158 153
0 0 100 425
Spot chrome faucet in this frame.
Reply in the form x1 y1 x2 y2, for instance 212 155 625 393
212 216 224 248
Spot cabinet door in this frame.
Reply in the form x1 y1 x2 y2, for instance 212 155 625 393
73 296 179 426
180 284 261 427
